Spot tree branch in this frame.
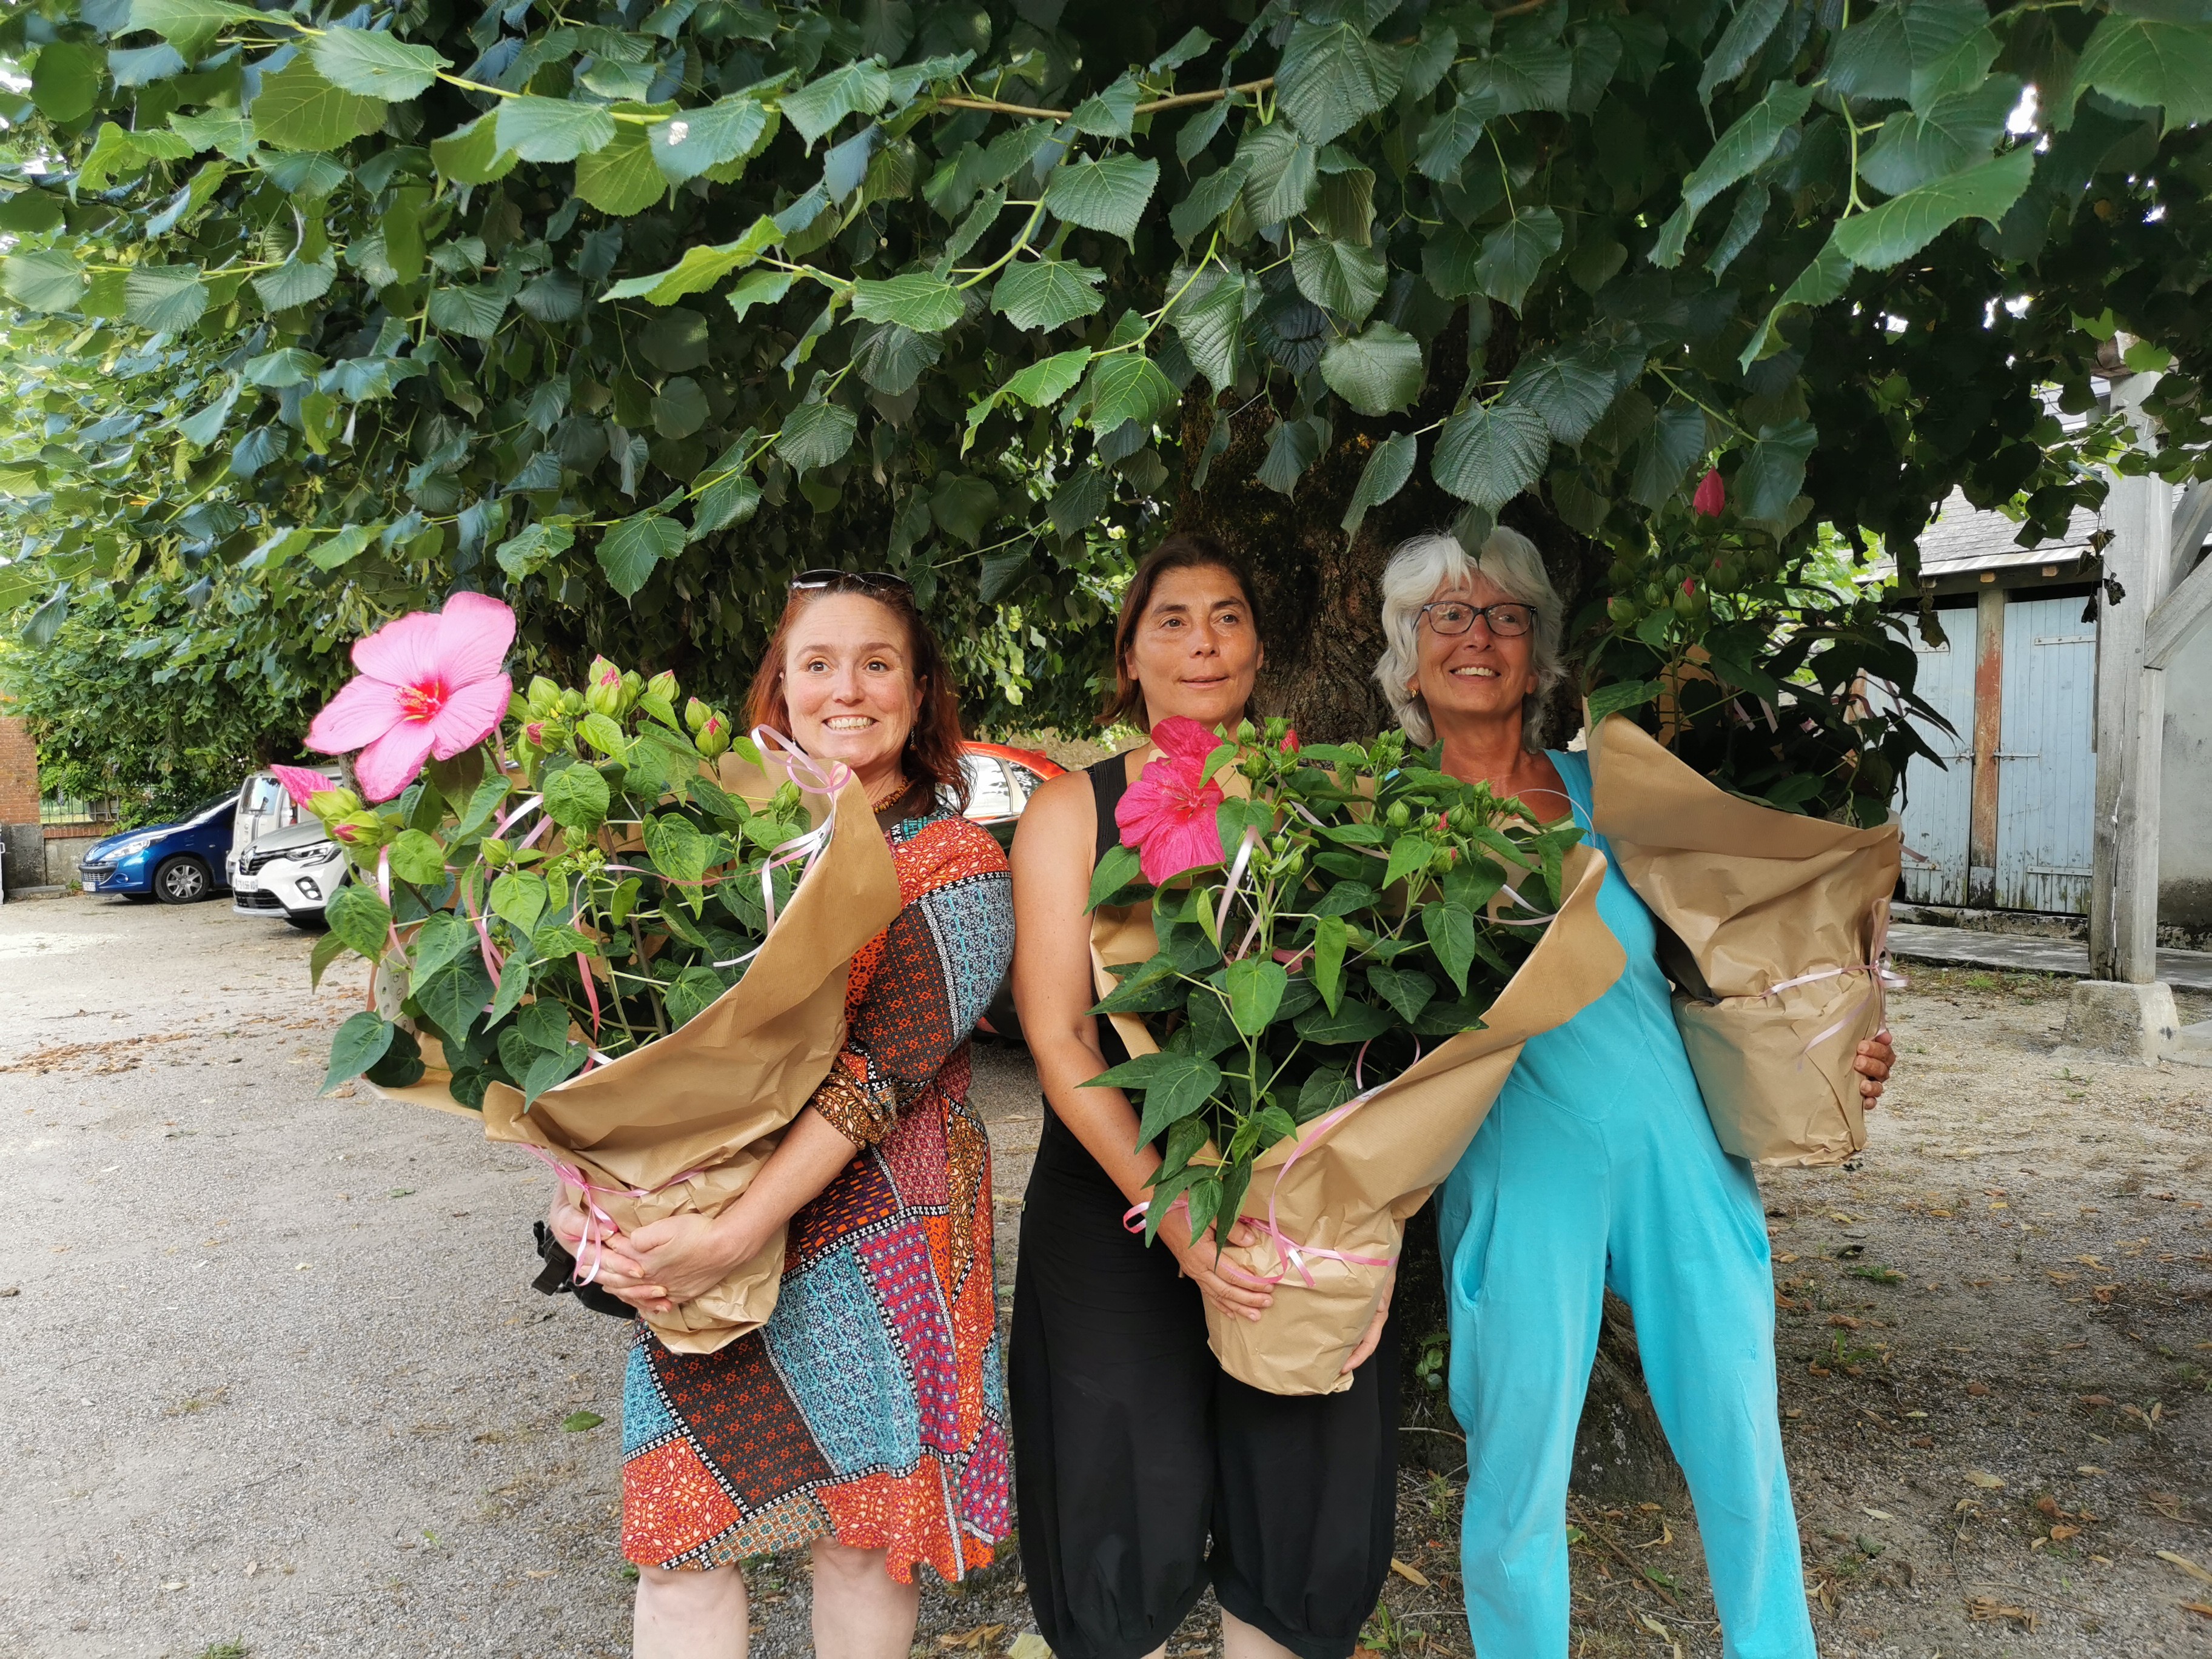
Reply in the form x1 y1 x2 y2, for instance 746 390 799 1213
938 77 1278 122
938 94 1075 120
1134 78 1275 116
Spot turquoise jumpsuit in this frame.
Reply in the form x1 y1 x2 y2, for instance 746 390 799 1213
1436 750 1817 1659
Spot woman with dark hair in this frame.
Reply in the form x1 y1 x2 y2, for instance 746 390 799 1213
1007 534 1400 1659
548 570 1014 1659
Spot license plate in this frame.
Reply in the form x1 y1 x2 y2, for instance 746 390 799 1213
233 873 260 893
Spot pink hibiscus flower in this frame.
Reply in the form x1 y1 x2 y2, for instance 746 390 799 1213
307 592 516 802
269 764 332 808
1692 466 1725 517
1116 716 1228 885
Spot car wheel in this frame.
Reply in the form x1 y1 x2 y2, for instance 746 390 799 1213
285 911 329 933
152 855 212 904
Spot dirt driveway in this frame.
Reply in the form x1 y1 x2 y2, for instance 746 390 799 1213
2 897 2208 1658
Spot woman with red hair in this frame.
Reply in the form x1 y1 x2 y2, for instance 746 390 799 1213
549 571 1014 1659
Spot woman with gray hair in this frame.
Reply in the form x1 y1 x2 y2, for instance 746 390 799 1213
1374 527 1895 1659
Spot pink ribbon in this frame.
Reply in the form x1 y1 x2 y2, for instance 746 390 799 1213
1119 1039 1410 1291
1731 907 1905 1064
1242 1038 1411 1288
524 1145 702 1287
1215 823 1264 958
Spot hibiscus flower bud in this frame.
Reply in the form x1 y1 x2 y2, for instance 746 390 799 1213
522 721 545 748
1235 719 1256 744
1386 800 1411 829
685 696 712 734
1692 467 1725 517
1282 727 1301 753
583 658 623 716
310 786 361 817
561 688 586 716
333 812 388 848
1264 716 1290 745
619 669 644 711
697 712 731 759
772 780 803 816
480 836 512 868
647 669 679 706
527 676 561 716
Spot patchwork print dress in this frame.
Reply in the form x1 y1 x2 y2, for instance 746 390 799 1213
619 805 1016 1583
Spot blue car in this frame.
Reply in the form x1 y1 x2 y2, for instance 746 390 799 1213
77 792 238 905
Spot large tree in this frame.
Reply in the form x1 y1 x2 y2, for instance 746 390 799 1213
0 0 2205 801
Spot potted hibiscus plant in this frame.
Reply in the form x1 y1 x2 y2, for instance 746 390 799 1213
288 591 815 1109
1087 716 1624 1393
289 591 903 1353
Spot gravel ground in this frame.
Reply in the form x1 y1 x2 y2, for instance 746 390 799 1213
4 899 2210 1659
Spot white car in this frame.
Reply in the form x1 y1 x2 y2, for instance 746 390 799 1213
224 766 337 888
230 819 346 928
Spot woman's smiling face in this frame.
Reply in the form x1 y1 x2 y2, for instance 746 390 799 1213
779 592 922 785
1125 563 1261 732
1412 569 1535 736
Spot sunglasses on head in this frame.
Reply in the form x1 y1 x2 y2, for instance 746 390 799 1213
788 569 913 597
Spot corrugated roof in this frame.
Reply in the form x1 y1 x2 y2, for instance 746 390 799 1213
1911 489 2103 576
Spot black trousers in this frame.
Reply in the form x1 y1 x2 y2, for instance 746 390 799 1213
1010 1111 1400 1659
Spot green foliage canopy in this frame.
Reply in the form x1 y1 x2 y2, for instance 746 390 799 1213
0 0 2205 814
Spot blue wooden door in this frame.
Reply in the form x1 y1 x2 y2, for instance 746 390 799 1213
1894 608 1976 905
1996 594 2097 913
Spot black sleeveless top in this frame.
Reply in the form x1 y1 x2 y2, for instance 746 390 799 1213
1087 752 1134 1070
1033 752 1141 1185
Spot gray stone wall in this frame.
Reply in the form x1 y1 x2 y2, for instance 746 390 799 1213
1 823 42 893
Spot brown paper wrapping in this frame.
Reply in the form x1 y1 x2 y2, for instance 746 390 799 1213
443 749 902 1354
1584 713 1902 1169
1093 843 1626 1395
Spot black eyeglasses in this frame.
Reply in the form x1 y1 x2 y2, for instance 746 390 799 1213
1418 598 1537 638
789 569 914 596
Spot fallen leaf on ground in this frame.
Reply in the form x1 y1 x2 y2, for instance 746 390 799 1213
1007 1637 1051 1659
2183 1602 2212 1620
1965 1469 2005 1490
1391 1557 1431 1587
2159 1550 2212 1585
1965 1596 2036 1631
936 1625 1006 1650
2080 1394 2113 1407
2051 1524 2082 1542
560 1410 603 1432
2150 1492 2186 1519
